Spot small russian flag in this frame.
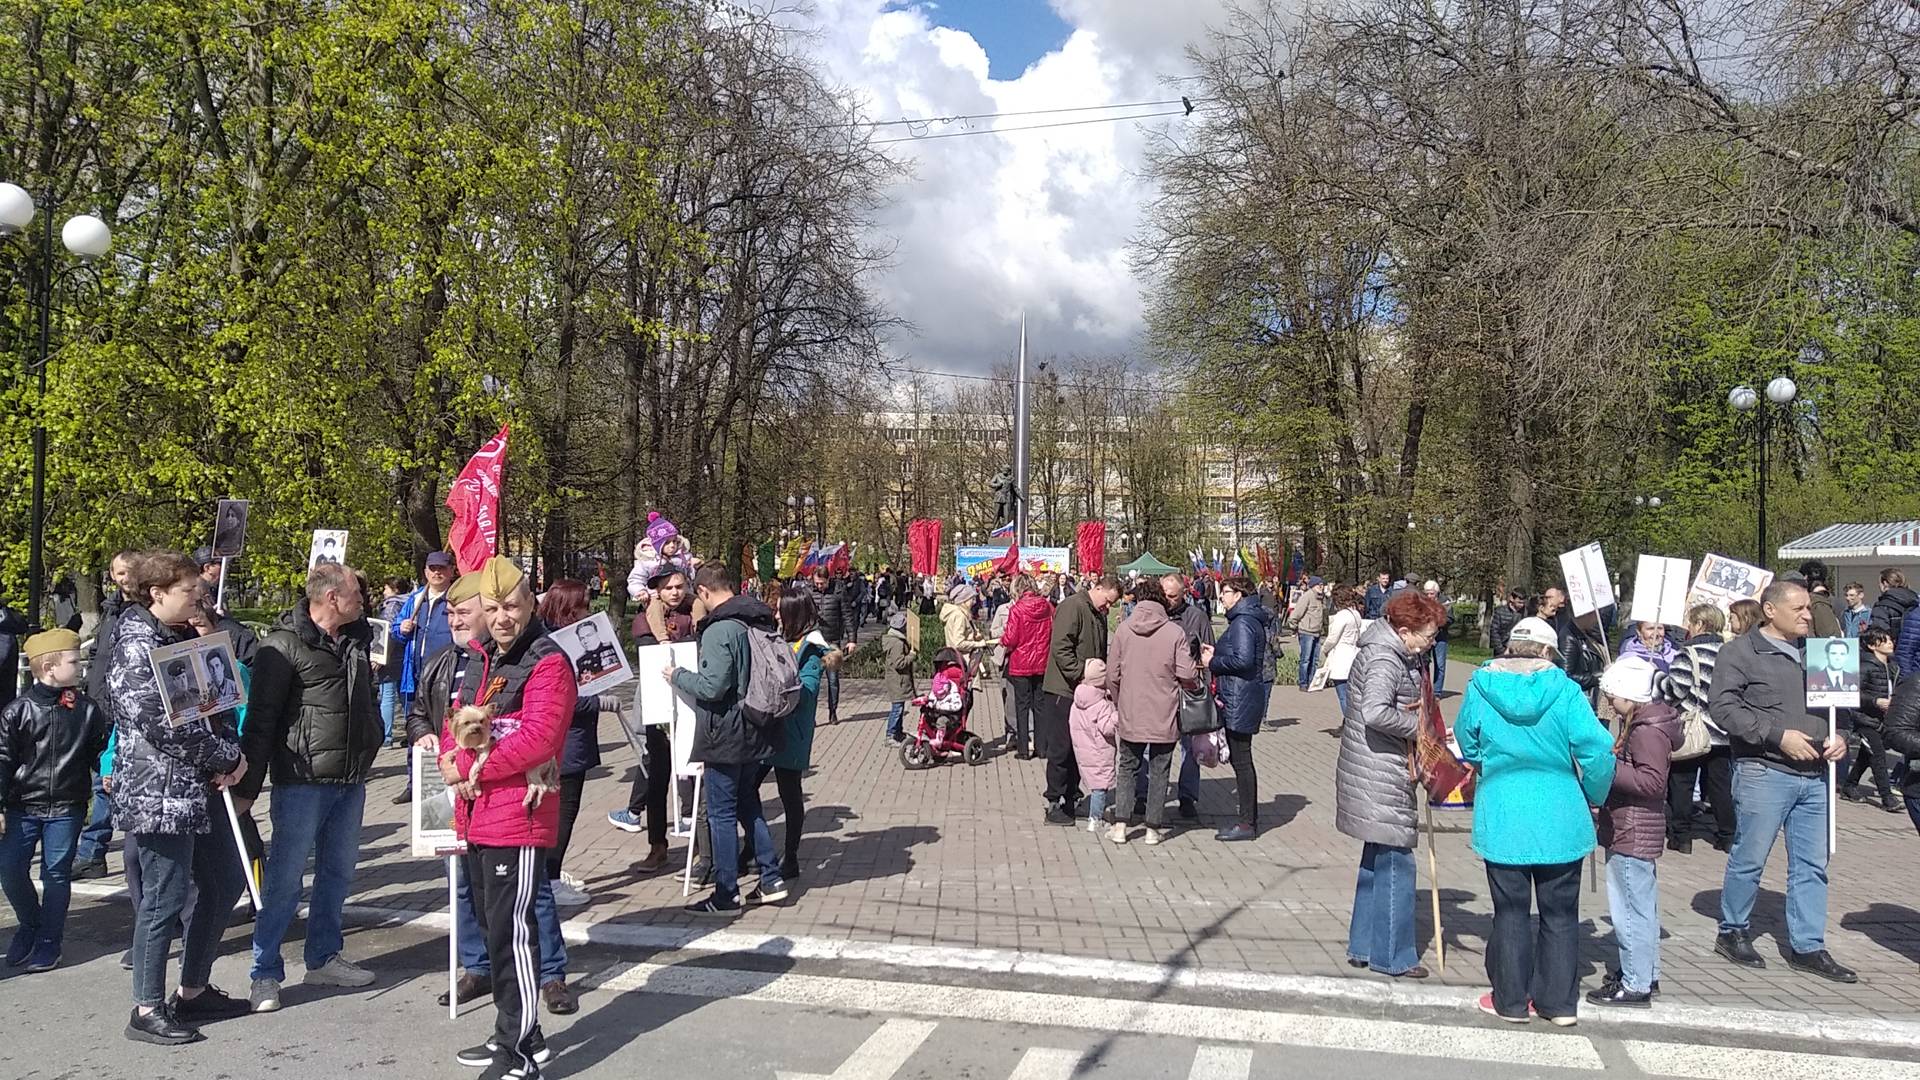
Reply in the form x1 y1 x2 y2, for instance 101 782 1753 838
989 521 1015 538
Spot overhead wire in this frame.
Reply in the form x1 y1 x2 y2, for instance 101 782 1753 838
870 107 1194 146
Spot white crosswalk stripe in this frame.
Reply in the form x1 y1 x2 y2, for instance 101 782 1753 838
1006 1047 1086 1080
1188 1045 1254 1080
1622 1040 1920 1080
774 1018 938 1080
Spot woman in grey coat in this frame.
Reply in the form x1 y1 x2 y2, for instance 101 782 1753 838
1336 590 1448 978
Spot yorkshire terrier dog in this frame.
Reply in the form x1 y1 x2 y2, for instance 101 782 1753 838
448 703 561 811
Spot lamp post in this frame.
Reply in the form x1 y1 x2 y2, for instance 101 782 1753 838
0 182 110 625
1728 376 1798 568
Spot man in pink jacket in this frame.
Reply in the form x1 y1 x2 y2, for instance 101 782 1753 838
439 557 574 1080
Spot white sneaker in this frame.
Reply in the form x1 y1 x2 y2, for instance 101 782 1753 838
551 880 591 908
673 817 694 837
1106 823 1129 845
1143 828 1168 846
559 871 586 890
249 976 282 1012
304 955 376 987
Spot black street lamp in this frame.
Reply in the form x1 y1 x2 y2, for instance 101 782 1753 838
1728 376 1799 568
0 182 111 626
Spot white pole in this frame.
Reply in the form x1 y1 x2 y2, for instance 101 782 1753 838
221 788 262 910
1828 706 1839 856
682 770 703 897
214 556 230 611
447 854 459 1020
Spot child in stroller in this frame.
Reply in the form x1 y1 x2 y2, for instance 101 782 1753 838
900 648 988 768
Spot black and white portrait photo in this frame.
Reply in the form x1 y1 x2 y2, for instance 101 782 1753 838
308 529 349 570
551 611 632 697
212 498 249 559
1806 636 1861 710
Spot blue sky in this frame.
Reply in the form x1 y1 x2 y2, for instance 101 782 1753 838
921 0 1071 79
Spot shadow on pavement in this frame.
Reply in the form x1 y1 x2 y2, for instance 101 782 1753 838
1840 903 1920 965
552 942 797 1076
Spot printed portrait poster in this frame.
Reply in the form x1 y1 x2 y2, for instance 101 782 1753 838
551 612 633 696
1805 636 1862 710
367 618 391 667
411 748 466 857
308 529 349 570
148 632 246 726
211 499 249 559
1686 553 1773 613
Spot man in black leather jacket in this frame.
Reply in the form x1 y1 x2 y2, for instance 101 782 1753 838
1884 676 1920 835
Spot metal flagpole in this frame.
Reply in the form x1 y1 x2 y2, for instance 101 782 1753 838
221 790 263 910
215 556 230 611
1012 313 1030 549
1425 794 1445 975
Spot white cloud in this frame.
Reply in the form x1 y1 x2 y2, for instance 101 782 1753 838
796 0 1237 373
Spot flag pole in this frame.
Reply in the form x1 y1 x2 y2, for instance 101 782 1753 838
1012 313 1029 549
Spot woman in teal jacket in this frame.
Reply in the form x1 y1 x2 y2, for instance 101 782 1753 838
1456 620 1615 1026
759 583 837 883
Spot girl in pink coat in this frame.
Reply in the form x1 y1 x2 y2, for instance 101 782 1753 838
1069 658 1120 832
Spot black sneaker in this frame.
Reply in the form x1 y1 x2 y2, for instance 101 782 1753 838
1585 983 1653 1008
478 1059 542 1080
1043 805 1073 826
1602 970 1660 997
1666 837 1693 854
125 1005 202 1046
70 857 109 881
1178 799 1199 821
169 984 251 1022
1838 786 1868 803
746 880 789 904
684 896 742 918
1714 930 1765 969
1786 949 1858 984
458 1029 552 1067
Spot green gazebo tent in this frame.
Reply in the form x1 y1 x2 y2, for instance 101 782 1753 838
1116 551 1179 576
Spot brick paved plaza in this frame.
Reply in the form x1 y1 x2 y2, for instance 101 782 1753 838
91 658 1920 1024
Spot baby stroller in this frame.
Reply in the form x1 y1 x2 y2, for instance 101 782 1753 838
901 648 988 768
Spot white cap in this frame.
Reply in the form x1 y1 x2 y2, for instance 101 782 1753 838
1508 617 1560 655
1600 656 1658 704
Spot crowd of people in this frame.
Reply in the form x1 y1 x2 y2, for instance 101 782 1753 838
2 534 1917 1073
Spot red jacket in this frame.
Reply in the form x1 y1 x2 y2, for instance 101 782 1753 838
446 623 575 849
998 593 1056 677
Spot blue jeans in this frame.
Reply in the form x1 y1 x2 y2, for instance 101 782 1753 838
78 776 113 862
0 813 81 953
1333 680 1350 716
1347 842 1418 975
251 783 367 981
886 701 906 741
1605 852 1660 993
704 761 780 904
456 858 566 984
1085 789 1110 831
1297 633 1322 689
1133 736 1200 805
1907 789 1920 836
130 830 246 1007
1719 762 1829 954
1430 639 1449 693
378 682 400 742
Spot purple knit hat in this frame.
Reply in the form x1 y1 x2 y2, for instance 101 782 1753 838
645 511 680 549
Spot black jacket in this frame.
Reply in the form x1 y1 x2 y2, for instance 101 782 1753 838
0 605 27 710
0 682 111 815
1859 654 1896 727
404 643 471 748
1710 630 1827 776
815 581 848 643
86 592 129 703
1873 586 1919 634
238 602 381 799
1553 610 1602 693
1885 678 1920 792
1488 604 1523 656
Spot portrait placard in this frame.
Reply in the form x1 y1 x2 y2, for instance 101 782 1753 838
551 612 633 697
308 529 349 570
147 632 246 727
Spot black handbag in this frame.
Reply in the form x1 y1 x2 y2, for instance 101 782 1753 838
1179 679 1222 735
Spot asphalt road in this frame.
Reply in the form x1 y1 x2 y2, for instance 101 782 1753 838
6 895 1920 1080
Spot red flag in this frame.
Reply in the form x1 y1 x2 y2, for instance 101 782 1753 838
995 543 1021 576
907 519 942 576
1075 521 1106 575
446 424 509 573
829 542 851 576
